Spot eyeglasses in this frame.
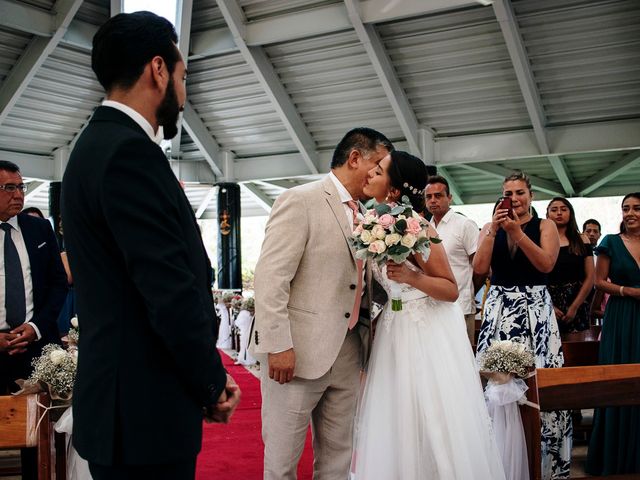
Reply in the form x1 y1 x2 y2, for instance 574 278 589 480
0 184 27 193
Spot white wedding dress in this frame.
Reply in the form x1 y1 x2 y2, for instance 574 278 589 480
351 263 506 480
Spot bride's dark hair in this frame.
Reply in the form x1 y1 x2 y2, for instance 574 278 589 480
388 150 428 214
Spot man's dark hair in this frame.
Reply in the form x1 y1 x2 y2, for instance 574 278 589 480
22 207 45 219
92 11 180 92
426 175 450 196
0 160 20 173
582 218 601 232
331 128 394 168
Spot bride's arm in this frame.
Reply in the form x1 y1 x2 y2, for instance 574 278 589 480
386 225 459 302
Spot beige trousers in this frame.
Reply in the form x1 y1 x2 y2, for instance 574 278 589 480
465 312 477 345
261 330 361 480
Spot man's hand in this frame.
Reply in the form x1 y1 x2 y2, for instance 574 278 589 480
204 374 241 424
7 324 36 355
0 333 18 353
268 348 295 384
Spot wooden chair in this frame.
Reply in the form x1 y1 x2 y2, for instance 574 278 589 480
0 393 66 480
520 364 640 480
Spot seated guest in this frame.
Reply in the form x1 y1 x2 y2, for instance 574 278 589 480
546 197 594 334
582 218 602 249
22 207 45 219
0 160 67 480
586 192 640 475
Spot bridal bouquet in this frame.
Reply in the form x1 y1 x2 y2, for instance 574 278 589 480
351 196 440 311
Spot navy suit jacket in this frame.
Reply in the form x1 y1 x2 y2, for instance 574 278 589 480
61 106 227 466
16 213 67 345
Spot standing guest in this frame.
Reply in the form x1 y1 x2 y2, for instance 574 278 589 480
582 219 602 248
586 192 640 476
0 160 67 480
253 127 393 480
61 12 239 480
546 197 594 334
425 175 480 344
234 297 257 366
473 171 571 479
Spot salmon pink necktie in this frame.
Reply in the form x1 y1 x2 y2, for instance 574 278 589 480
346 200 363 330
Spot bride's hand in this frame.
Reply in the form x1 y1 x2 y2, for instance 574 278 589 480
386 261 418 285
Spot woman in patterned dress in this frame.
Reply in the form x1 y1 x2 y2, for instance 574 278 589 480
473 171 572 479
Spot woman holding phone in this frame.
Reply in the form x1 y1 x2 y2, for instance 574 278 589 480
473 171 571 480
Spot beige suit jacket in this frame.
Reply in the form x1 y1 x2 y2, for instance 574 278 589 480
252 176 363 379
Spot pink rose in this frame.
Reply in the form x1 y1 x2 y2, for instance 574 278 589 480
367 240 387 254
354 223 364 235
405 217 422 235
378 214 396 229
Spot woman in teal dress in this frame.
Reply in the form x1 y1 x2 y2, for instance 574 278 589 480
586 192 640 475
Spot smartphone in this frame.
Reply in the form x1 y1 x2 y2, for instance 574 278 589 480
497 196 513 218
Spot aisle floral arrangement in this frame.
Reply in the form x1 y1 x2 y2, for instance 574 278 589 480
479 339 536 480
350 196 440 310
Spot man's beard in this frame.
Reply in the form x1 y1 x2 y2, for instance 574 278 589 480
156 76 182 140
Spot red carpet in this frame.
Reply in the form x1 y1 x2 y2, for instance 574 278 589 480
196 352 314 479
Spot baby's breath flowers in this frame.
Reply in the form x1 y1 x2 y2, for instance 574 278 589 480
479 340 535 379
26 344 77 400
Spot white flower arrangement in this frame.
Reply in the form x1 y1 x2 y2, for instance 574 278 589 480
67 315 79 346
479 340 535 379
23 344 78 400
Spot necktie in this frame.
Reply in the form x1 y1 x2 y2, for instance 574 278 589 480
1 223 26 328
346 201 363 330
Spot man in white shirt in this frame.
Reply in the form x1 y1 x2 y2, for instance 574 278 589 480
426 175 479 344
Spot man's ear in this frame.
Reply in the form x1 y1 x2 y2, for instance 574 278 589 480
346 149 361 169
149 56 168 91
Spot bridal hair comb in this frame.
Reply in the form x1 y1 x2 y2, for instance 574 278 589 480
403 182 425 195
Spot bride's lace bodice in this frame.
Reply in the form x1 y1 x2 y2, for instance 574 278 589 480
372 261 440 331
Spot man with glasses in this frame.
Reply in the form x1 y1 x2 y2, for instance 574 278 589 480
0 160 67 479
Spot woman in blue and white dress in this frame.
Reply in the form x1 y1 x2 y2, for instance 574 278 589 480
351 151 505 480
474 171 571 480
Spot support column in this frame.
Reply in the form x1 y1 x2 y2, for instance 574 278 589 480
216 182 241 291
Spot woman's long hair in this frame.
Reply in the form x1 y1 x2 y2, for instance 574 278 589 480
546 197 588 256
620 192 640 233
387 150 428 214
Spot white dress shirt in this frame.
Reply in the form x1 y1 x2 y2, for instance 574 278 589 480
328 171 361 228
430 209 479 315
102 100 164 145
0 216 40 338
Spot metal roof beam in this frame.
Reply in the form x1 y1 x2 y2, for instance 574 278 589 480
216 0 319 175
195 186 216 219
24 180 49 202
241 182 273 213
181 102 224 178
0 0 52 36
0 150 53 179
345 0 421 156
548 155 575 196
437 119 640 166
460 163 565 197
577 150 640 197
171 0 194 159
0 0 84 126
493 0 576 196
192 0 483 58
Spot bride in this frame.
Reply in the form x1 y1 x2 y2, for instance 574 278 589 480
351 150 505 480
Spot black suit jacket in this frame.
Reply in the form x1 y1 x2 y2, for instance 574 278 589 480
0 214 67 389
16 213 68 345
61 106 227 466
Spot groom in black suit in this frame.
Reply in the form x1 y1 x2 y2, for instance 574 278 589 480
61 12 240 480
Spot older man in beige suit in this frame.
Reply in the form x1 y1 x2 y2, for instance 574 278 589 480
253 128 393 479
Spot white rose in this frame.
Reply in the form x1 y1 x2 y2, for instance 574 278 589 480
363 214 376 225
371 224 387 240
417 228 428 238
401 233 417 248
385 233 402 246
70 316 79 329
49 350 66 366
360 229 373 245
